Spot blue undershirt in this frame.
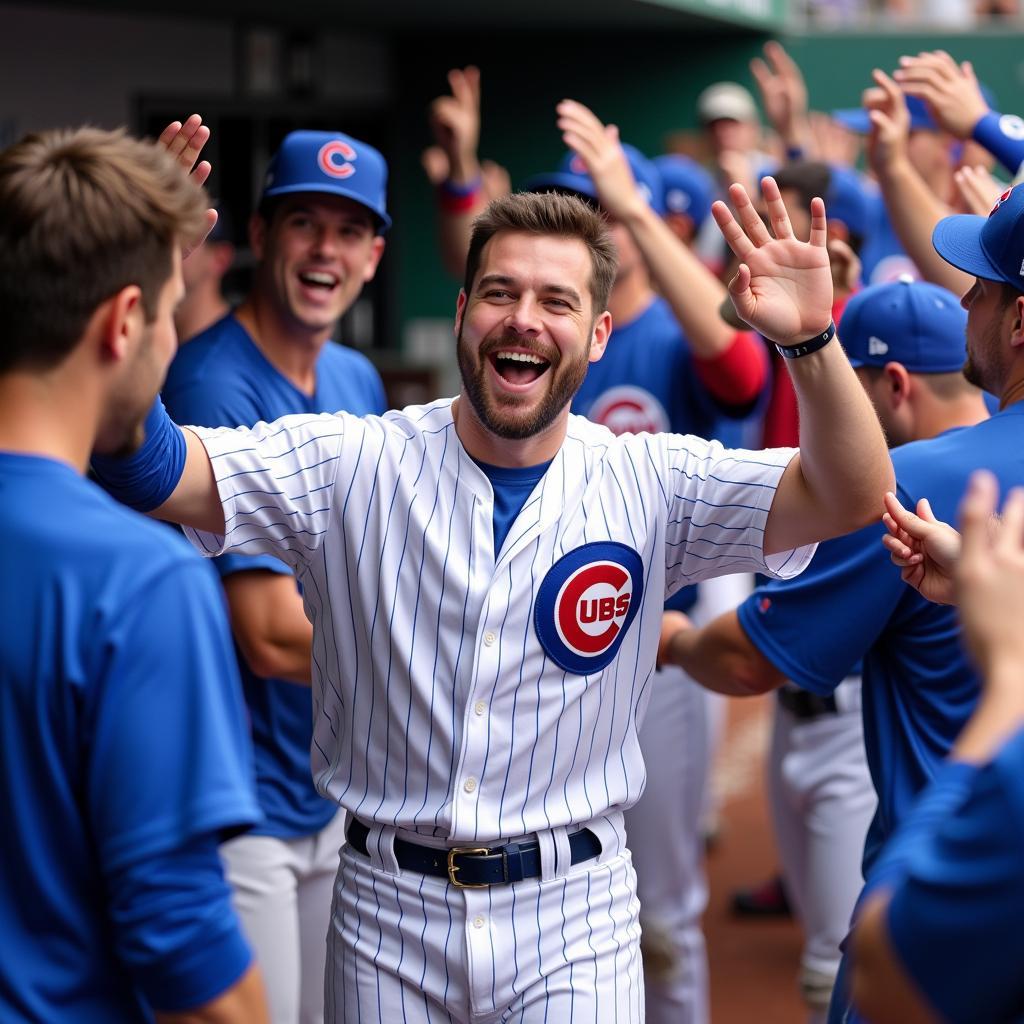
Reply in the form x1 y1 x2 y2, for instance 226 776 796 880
472 458 553 557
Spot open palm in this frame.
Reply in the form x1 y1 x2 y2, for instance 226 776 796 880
712 177 833 347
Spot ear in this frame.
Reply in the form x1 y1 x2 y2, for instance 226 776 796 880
249 211 268 262
454 289 467 337
588 309 613 363
361 236 387 284
97 285 144 364
884 361 911 406
1010 295 1024 349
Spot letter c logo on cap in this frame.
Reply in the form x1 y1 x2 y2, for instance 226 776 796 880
318 140 357 179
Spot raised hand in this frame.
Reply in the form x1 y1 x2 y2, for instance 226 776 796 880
893 50 990 141
863 69 911 176
555 99 646 222
157 114 216 258
956 471 1024 677
750 41 810 151
881 490 961 605
711 176 832 346
429 66 482 183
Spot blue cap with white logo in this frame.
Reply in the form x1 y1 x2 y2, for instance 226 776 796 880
524 144 666 216
653 155 714 230
261 130 391 232
839 278 967 372
932 182 1024 293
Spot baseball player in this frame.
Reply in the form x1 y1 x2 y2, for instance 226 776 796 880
0 124 267 1022
657 182 1024 1020
852 471 1024 1023
94 178 892 1022
161 128 389 1024
524 103 768 1024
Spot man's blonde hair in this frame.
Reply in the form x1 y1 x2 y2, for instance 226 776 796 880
0 126 209 372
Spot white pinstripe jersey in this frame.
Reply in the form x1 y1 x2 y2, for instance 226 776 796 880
185 398 813 842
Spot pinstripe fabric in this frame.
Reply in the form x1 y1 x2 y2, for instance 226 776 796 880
184 398 812 843
325 828 643 1024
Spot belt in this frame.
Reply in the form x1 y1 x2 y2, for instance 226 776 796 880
346 818 602 888
777 686 838 721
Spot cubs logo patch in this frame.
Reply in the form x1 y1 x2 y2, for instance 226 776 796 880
587 386 670 436
318 139 357 179
535 542 644 674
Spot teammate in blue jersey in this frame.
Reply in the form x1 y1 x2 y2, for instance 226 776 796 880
0 124 267 1022
852 471 1024 1024
163 128 388 1024
660 183 1024 1023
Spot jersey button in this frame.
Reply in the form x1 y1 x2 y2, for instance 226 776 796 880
474 701 486 716
484 631 497 647
463 777 478 794
473 915 486 929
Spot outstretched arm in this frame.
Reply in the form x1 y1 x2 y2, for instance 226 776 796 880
658 610 785 696
865 69 973 294
713 177 893 555
557 99 766 404
428 66 487 280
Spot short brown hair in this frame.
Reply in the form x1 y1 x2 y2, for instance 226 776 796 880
463 192 617 317
0 127 209 373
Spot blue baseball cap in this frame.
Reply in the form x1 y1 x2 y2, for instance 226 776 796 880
839 278 967 371
261 130 391 232
653 155 714 229
524 144 666 216
932 183 1024 292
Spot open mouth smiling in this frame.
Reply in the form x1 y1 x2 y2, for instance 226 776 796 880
489 350 552 387
298 270 339 292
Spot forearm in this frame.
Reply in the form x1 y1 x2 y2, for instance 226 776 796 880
972 111 1024 176
435 153 484 280
875 159 973 294
155 964 269 1024
663 611 783 696
768 339 893 552
620 203 738 359
223 571 314 685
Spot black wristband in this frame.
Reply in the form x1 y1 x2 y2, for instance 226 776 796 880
775 321 836 360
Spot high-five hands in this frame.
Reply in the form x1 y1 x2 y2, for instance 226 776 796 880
157 114 217 259
711 177 833 346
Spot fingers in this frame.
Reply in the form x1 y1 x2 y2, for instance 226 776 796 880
808 196 827 248
870 69 906 116
883 490 928 538
556 100 608 162
711 198 756 260
765 39 800 79
726 263 755 323
191 160 212 189
759 176 795 240
447 66 480 108
161 114 207 168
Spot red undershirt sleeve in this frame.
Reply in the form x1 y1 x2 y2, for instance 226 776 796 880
692 330 768 407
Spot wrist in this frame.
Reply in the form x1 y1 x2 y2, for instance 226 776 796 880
447 154 482 185
437 174 483 214
774 321 836 360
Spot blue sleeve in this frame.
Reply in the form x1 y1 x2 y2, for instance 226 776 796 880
107 832 253 1012
87 557 261 872
972 111 1024 177
883 756 1024 1022
163 371 260 432
736 521 904 695
216 550 294 579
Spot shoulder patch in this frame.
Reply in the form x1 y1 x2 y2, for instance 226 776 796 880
535 542 644 674
586 386 670 436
